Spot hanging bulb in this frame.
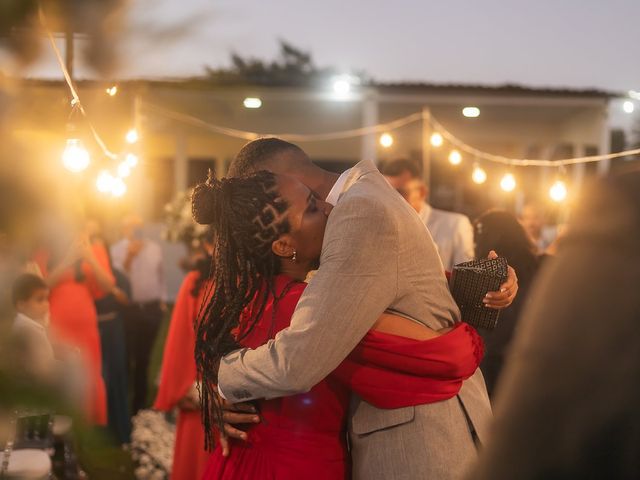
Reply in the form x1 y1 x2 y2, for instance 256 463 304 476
125 129 139 144
125 153 139 167
379 133 394 148
500 172 516 192
62 139 90 172
471 164 487 184
448 150 462 165
549 180 568 203
117 162 131 178
111 178 127 197
430 132 443 147
96 170 115 193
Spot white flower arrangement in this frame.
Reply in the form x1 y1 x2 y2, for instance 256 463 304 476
130 410 175 480
162 189 208 247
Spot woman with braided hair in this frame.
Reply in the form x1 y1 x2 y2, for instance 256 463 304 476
193 170 485 480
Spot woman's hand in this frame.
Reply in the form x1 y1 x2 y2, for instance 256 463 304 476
483 250 518 309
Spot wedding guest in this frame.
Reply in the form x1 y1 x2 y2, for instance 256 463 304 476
153 229 214 480
381 159 474 270
518 201 557 254
33 232 114 425
87 220 132 444
11 273 55 380
472 171 640 479
111 215 166 414
472 210 546 397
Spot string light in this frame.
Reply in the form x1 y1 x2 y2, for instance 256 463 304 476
62 139 90 172
379 133 394 148
125 129 139 144
111 178 127 197
500 173 517 192
462 106 481 118
549 179 568 202
332 76 352 96
106 86 118 97
117 162 131 178
96 170 115 193
243 97 262 109
430 132 443 147
448 150 462 165
472 164 487 184
125 153 139 167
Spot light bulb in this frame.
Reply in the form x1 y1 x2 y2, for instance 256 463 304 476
472 165 487 184
448 150 462 165
243 97 262 109
125 153 138 167
549 180 568 202
623 100 635 114
462 106 481 118
125 129 139 144
430 132 443 147
111 178 127 197
500 173 516 192
333 78 351 95
117 162 131 178
96 170 115 193
106 86 118 96
62 139 90 172
379 133 394 148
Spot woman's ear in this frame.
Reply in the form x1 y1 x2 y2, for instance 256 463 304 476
272 235 295 259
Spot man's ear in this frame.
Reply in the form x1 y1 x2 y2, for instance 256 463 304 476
272 235 295 259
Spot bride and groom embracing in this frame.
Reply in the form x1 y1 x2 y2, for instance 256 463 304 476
191 138 518 480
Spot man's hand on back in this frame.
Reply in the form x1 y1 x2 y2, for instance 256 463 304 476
217 399 261 457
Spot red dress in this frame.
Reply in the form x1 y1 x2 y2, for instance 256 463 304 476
203 275 483 480
154 271 211 480
35 243 113 425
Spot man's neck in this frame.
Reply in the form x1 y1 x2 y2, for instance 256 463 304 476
314 170 340 201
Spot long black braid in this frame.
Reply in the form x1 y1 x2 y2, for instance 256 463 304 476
191 170 291 450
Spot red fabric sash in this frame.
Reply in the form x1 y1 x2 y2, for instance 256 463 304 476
333 322 484 409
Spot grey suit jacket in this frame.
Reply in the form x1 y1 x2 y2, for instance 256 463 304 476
219 160 492 479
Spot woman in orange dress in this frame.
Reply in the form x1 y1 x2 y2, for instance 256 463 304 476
35 234 114 425
153 236 213 480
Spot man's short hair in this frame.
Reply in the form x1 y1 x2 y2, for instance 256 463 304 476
228 137 304 177
12 273 48 306
379 158 421 179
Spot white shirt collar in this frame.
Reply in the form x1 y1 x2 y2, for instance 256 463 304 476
13 312 47 332
418 201 432 223
325 169 352 206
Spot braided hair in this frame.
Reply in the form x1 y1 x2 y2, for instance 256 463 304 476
191 170 291 450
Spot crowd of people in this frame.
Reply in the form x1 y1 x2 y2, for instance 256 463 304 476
2 136 638 479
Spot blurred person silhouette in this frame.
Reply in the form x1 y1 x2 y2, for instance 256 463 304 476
471 170 640 479
110 214 166 414
32 219 114 425
154 228 215 480
472 210 547 397
87 219 132 444
381 159 474 271
518 201 558 254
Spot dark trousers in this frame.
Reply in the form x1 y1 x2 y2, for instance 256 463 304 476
98 314 131 444
124 301 163 414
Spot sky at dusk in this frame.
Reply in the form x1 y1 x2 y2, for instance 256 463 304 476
20 0 640 93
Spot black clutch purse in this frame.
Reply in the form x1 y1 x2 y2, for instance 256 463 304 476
450 257 508 330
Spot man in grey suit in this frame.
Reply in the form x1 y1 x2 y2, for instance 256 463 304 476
217 138 517 479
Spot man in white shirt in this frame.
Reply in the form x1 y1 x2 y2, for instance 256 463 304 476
381 159 474 271
111 215 166 413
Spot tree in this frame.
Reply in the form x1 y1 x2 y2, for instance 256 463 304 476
205 39 365 87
